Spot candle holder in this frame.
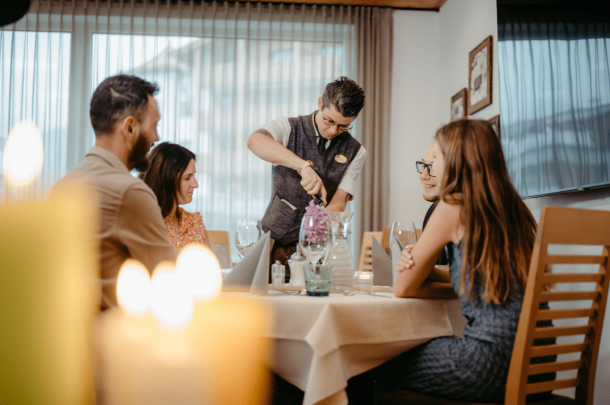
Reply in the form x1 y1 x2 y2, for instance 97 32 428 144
353 270 374 288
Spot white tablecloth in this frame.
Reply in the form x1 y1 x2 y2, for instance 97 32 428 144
224 291 466 405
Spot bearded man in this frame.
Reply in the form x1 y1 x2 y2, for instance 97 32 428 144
50 75 177 309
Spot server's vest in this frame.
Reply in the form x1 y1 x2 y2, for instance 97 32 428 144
261 113 361 246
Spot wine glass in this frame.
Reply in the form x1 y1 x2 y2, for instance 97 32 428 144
390 221 417 251
235 219 261 258
298 216 330 266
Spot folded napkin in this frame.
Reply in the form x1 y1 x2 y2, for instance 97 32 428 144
222 232 271 295
371 236 393 286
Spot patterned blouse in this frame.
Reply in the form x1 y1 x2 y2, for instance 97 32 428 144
164 207 209 249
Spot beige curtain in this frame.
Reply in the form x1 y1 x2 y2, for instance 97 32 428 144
354 7 393 255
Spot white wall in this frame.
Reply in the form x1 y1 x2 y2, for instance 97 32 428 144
438 0 500 122
389 10 441 227
390 0 499 228
390 0 610 403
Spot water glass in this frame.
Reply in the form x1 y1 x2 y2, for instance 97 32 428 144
303 264 331 296
235 219 261 258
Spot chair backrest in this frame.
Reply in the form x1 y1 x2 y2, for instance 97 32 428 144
208 230 231 269
506 206 610 405
358 232 383 272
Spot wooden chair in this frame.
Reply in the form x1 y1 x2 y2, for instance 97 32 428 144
208 230 232 269
358 232 383 272
376 206 610 405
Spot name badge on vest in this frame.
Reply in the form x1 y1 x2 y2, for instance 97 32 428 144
335 154 347 164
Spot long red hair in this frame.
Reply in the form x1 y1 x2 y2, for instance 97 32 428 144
436 120 537 304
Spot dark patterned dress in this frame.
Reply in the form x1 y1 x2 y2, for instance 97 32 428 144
376 243 555 403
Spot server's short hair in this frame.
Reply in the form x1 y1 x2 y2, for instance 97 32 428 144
322 77 365 118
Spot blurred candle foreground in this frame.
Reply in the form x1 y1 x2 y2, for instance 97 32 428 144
98 259 272 405
98 310 210 404
3 120 44 186
0 187 99 405
189 296 273 404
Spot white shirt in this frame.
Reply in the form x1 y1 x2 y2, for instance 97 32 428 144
260 113 367 198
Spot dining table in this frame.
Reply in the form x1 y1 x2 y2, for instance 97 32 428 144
223 290 466 405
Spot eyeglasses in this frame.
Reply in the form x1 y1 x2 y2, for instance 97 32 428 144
320 110 353 132
416 161 436 177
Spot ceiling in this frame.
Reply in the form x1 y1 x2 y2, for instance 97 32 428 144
263 0 447 10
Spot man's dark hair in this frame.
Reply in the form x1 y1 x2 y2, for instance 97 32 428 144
321 76 365 118
139 142 196 223
90 75 159 135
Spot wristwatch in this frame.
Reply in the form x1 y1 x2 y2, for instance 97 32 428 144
297 160 315 175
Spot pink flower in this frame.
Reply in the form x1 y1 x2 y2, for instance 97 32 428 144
303 200 330 243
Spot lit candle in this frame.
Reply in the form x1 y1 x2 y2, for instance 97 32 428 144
188 296 272 405
98 245 271 405
3 120 45 205
99 256 210 404
354 270 375 288
98 309 212 405
3 120 44 187
0 187 99 404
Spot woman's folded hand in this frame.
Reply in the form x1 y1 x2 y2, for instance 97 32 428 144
396 245 415 272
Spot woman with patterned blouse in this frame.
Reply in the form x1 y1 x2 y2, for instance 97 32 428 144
140 142 211 250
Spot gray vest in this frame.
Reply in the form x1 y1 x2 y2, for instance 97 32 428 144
261 113 361 246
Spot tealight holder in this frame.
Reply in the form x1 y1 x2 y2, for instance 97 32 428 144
353 270 374 288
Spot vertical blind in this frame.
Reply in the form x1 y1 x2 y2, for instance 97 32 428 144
1 0 364 256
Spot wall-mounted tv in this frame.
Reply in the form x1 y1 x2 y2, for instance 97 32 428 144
497 2 610 198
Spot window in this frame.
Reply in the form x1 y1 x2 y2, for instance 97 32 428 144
2 4 357 261
0 30 71 200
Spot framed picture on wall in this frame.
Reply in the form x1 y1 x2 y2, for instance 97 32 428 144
451 88 467 121
488 114 500 139
469 35 493 114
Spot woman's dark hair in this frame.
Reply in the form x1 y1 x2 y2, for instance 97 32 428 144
139 142 196 222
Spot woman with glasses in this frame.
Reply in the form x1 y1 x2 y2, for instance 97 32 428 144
376 120 555 403
139 142 211 250
416 142 448 265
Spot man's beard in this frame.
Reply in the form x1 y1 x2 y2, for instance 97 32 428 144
129 133 151 172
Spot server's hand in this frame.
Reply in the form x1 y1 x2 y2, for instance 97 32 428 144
300 166 327 204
